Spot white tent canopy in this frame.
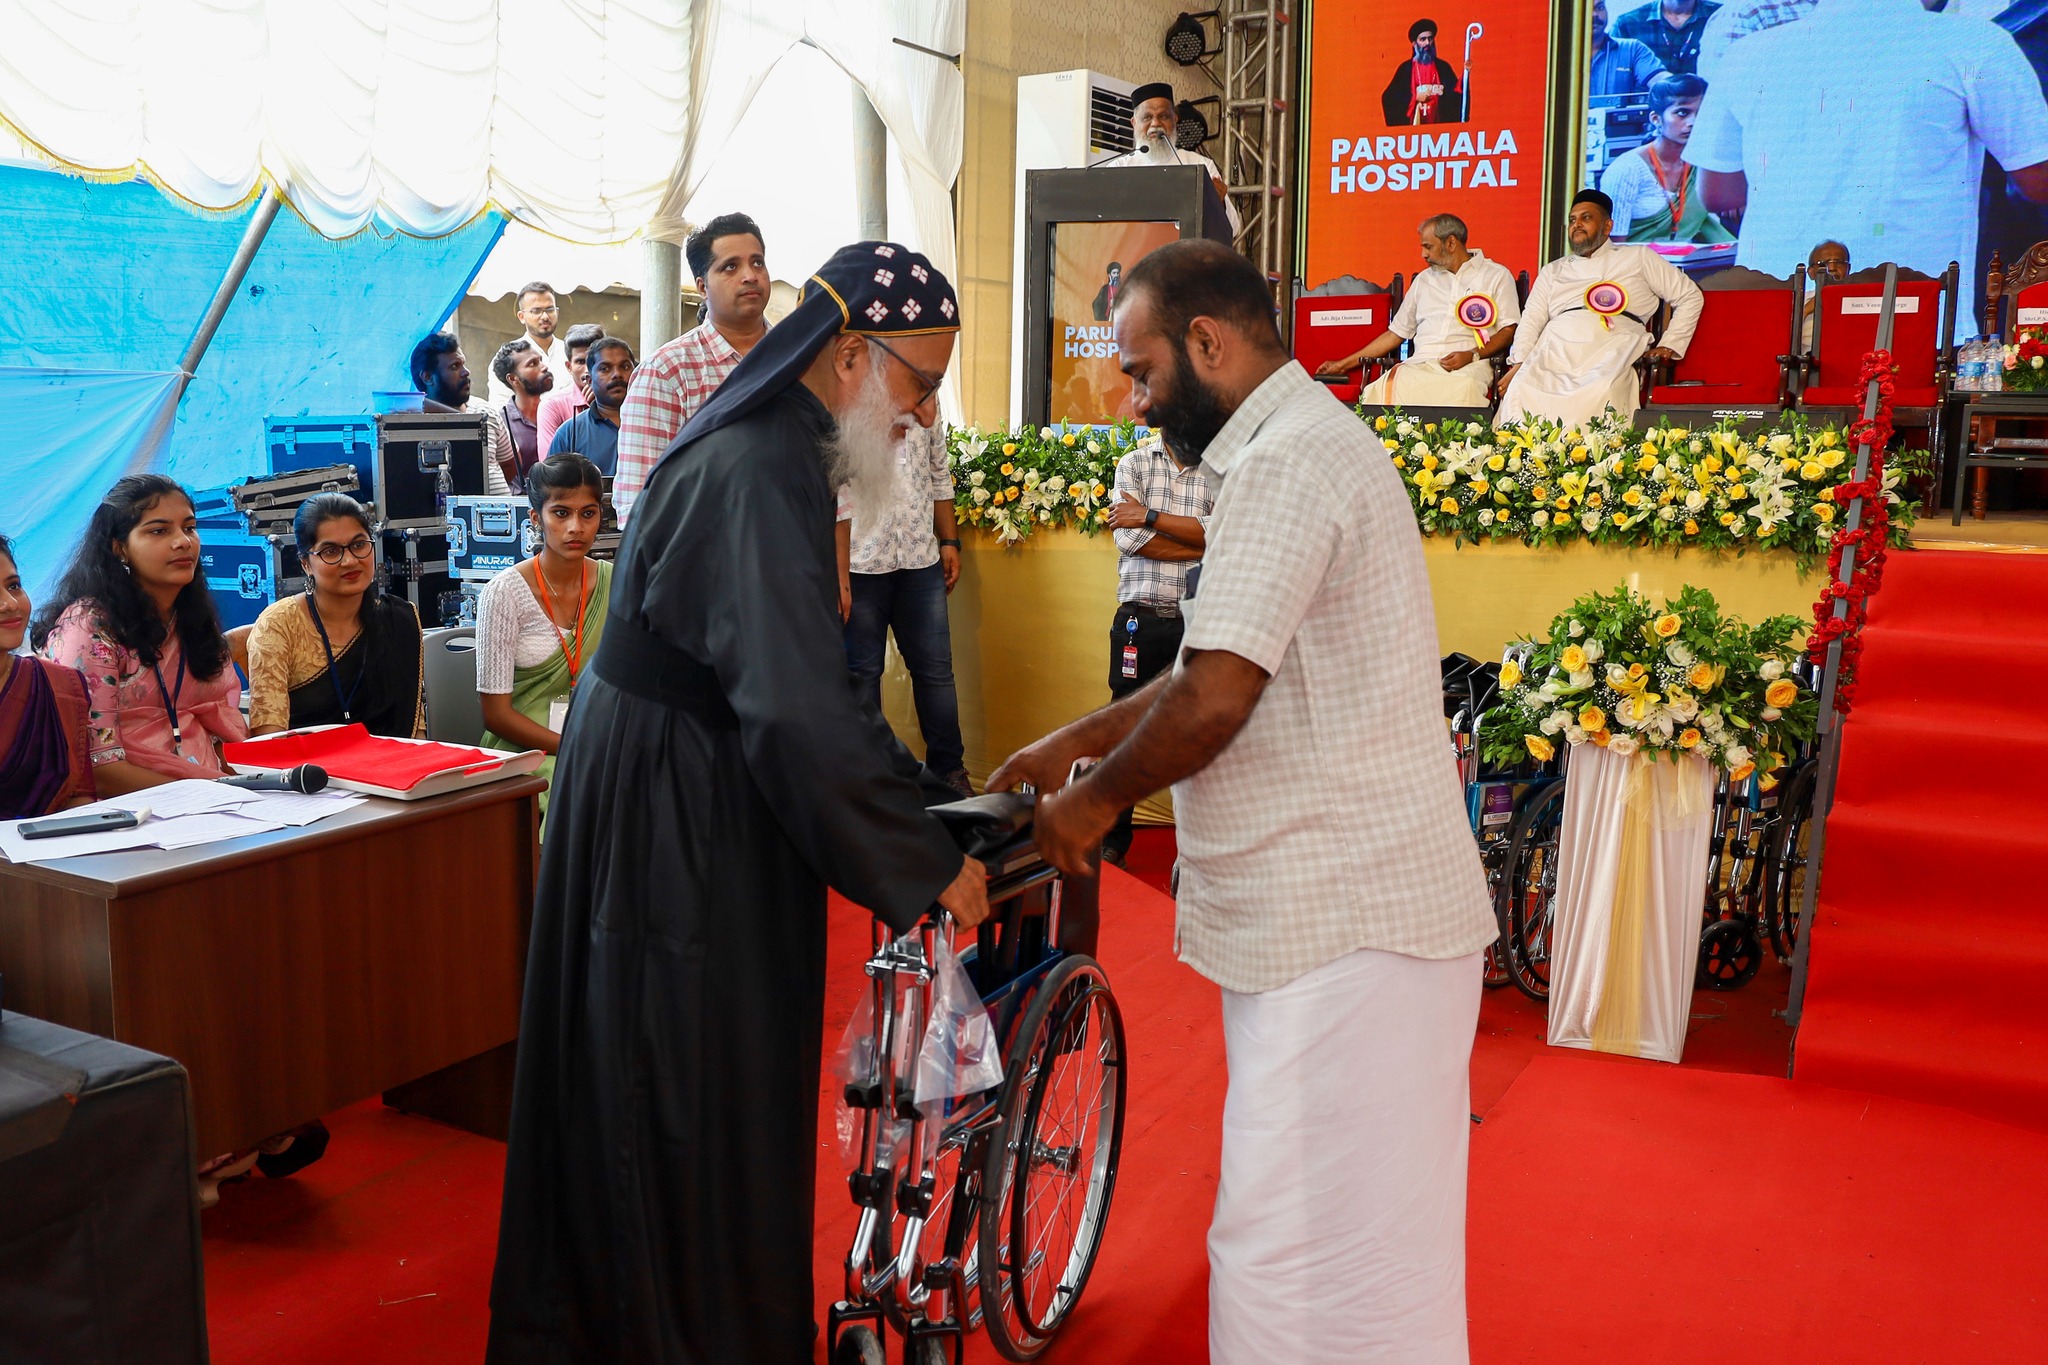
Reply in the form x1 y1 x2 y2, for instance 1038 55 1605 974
0 0 964 290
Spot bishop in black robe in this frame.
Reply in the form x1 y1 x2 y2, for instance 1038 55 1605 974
486 243 978 1365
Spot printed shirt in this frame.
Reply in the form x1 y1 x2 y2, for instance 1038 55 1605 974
1169 363 1497 994
1110 439 1215 608
1684 0 2048 329
1610 0 1721 74
1389 250 1523 365
838 425 956 575
39 600 247 781
612 323 744 525
465 399 516 496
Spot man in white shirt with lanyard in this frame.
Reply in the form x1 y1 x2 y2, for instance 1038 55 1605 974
1095 81 1242 237
992 238 1496 1364
1683 0 2048 329
1497 188 1703 426
1315 213 1520 408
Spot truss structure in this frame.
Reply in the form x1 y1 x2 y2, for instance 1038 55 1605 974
1219 0 1298 319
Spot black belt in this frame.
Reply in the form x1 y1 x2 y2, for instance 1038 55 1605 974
589 613 739 729
1119 601 1182 620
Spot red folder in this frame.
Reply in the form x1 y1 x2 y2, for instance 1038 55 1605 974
223 725 499 793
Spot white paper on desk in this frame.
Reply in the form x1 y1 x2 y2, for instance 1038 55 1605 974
0 820 166 862
0 809 287 863
233 790 366 827
90 779 259 819
146 811 288 849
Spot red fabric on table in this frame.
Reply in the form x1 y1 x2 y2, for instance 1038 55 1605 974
222 724 499 793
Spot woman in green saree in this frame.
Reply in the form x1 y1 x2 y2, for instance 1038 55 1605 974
476 453 612 815
1599 72 1734 246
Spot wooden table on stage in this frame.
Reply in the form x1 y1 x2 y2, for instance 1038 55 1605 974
0 776 543 1158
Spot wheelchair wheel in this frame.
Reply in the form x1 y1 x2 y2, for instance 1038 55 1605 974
832 1324 886 1365
1500 781 1566 1003
1766 764 1817 962
1697 919 1763 990
977 955 1126 1361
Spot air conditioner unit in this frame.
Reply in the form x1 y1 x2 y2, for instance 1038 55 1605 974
1010 70 1137 426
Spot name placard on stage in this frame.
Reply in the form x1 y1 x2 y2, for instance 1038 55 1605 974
1841 296 1920 315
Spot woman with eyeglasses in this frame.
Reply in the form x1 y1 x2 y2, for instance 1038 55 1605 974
477 454 611 815
33 474 247 792
245 494 425 738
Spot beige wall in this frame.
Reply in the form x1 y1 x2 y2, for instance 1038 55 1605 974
957 1 1218 428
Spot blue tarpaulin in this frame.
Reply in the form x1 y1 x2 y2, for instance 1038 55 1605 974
0 163 503 600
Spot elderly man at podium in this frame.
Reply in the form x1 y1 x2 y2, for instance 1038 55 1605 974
1314 213 1519 408
1496 189 1702 426
1096 81 1241 236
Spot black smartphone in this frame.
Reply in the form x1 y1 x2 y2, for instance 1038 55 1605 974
18 809 142 840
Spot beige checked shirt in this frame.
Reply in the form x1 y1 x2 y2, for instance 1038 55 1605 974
1171 363 1497 994
1111 438 1214 609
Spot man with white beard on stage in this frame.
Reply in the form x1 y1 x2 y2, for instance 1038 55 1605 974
486 241 992 1365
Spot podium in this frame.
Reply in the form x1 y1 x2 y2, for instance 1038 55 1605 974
1020 165 1237 427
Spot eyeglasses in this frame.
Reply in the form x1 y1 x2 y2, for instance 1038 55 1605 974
523 304 559 315
868 335 946 409
308 536 375 565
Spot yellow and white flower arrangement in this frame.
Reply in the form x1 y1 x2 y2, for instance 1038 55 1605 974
1374 408 1920 562
1480 584 1815 779
946 421 1136 544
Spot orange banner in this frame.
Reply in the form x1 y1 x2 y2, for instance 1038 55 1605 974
1303 3 1554 290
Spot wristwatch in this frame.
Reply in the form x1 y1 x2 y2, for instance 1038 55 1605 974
938 537 961 548
1144 508 1160 529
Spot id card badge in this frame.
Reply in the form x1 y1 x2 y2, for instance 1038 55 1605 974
548 692 573 734
1121 644 1140 679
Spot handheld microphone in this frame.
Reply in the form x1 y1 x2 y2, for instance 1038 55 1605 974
221 764 329 794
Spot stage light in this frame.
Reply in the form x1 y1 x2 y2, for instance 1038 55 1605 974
1175 98 1218 149
1164 11 1219 67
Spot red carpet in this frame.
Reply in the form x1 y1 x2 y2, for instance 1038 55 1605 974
1794 548 2048 1130
1469 1054 2048 1362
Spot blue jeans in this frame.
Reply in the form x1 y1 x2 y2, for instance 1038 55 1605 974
844 563 966 776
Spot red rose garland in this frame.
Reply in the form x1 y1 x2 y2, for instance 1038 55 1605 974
1806 349 1896 714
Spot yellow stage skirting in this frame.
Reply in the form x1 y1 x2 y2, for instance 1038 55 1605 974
876 531 1824 825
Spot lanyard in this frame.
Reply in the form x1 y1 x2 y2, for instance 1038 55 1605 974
151 654 188 757
1643 144 1687 230
306 594 367 723
532 560 590 684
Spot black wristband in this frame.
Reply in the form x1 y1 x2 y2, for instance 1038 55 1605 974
1144 508 1160 529
938 538 961 548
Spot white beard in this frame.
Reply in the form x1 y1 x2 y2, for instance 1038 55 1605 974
825 359 914 532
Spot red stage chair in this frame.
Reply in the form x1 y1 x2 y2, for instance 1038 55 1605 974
1640 266 1804 426
1293 291 1393 405
1797 266 1955 411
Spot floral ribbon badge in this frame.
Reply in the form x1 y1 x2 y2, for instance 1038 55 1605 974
1584 281 1629 331
1456 293 1497 346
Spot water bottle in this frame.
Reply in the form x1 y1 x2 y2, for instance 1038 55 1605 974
1959 337 1984 392
1987 333 2005 391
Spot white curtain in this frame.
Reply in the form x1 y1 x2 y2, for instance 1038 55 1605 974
647 0 964 287
1546 745 1715 1066
0 0 693 241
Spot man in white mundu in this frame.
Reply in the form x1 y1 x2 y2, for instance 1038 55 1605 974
1315 213 1520 408
992 239 1499 1364
1496 189 1703 426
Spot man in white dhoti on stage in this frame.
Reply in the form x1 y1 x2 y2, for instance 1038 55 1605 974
1315 212 1520 408
1496 189 1703 425
991 239 1498 1364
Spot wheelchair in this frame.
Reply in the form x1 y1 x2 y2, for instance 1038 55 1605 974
829 792 1126 1365
1443 652 1565 1000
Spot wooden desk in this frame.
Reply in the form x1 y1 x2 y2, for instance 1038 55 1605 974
0 776 542 1157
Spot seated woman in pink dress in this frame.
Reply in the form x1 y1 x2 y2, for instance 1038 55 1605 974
0 532 96 819
32 474 247 793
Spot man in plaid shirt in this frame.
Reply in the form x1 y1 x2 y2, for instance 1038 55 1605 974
612 212 771 525
1099 432 1211 865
